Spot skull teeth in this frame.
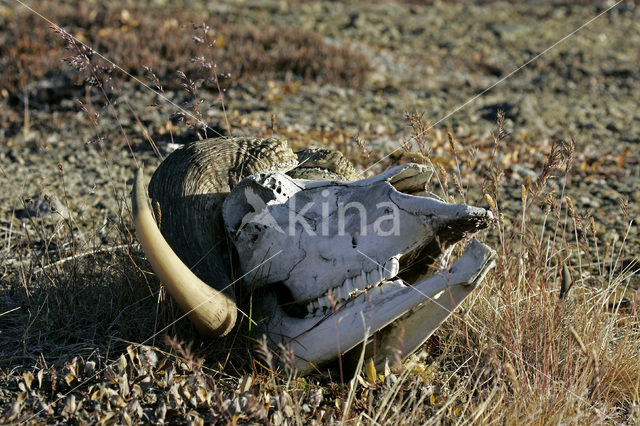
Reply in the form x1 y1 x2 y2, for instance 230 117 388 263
367 269 382 286
353 272 366 291
317 295 331 309
305 257 405 318
372 279 406 295
383 257 400 279
343 278 355 294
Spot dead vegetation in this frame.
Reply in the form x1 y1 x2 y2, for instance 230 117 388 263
0 1 369 102
2 120 638 422
1 0 639 424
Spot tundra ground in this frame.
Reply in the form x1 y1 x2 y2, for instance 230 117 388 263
0 0 638 423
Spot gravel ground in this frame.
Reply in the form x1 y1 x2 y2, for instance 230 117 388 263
1 0 637 260
0 0 638 422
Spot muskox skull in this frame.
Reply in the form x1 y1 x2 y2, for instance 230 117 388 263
133 137 495 374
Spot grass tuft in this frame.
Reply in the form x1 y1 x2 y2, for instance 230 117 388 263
0 1 638 424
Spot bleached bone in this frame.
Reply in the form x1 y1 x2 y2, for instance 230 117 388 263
265 239 494 373
223 166 490 301
222 165 494 373
132 137 495 374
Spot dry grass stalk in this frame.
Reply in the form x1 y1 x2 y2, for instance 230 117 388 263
1 5 638 425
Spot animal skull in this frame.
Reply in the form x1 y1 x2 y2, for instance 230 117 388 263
132 137 495 374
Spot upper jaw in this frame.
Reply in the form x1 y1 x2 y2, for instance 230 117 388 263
227 167 491 301
293 197 491 318
301 256 402 318
277 184 492 307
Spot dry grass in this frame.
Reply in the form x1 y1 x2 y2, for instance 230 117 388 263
1 1 639 424
3 149 637 422
340 113 640 423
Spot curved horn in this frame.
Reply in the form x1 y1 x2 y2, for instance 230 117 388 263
133 137 298 336
133 167 237 336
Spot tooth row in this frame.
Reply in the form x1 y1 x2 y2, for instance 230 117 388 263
305 257 402 317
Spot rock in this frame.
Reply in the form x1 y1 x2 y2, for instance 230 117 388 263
490 23 529 41
579 195 600 209
17 194 71 222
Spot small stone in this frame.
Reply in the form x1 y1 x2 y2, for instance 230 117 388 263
579 196 600 209
18 194 71 221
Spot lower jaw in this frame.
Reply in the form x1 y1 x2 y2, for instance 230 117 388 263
265 239 496 374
